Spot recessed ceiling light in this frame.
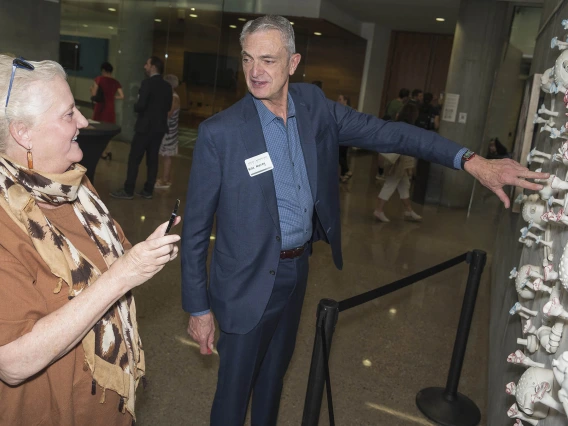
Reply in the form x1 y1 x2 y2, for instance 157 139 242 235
154 18 162 22
290 22 295 25
82 24 88 27
436 18 445 22
165 53 169 59
229 25 237 29
190 7 195 11
314 32 322 36
108 26 114 29
238 18 246 22
108 7 116 12
189 14 198 18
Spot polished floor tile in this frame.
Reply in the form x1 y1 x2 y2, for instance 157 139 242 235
91 142 496 425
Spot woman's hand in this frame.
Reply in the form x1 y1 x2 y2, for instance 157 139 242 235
110 217 181 291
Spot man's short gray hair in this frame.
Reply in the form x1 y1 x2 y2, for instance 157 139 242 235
240 15 296 56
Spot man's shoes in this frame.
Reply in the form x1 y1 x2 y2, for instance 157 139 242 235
135 190 153 199
373 210 390 222
404 210 422 222
110 189 134 200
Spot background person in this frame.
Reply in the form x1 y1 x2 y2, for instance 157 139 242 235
155 74 181 190
91 62 124 161
111 56 173 200
0 55 180 425
373 103 423 222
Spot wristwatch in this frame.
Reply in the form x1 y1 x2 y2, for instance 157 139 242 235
461 150 476 169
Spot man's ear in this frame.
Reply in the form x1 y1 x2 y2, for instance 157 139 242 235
289 53 301 76
8 120 32 150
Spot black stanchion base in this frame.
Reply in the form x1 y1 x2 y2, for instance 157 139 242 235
416 387 481 426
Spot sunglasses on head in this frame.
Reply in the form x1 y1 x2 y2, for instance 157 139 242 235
5 57 34 108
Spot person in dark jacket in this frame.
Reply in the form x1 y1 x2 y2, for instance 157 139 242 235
111 56 173 199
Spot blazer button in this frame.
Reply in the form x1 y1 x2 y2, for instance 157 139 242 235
276 236 281 242
269 270 275 275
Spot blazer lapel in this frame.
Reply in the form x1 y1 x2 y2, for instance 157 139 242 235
239 95 281 233
292 92 318 201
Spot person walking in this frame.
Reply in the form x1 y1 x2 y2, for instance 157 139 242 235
155 74 181 189
110 56 172 200
374 103 423 222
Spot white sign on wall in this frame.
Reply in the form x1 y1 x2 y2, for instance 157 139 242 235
442 93 460 123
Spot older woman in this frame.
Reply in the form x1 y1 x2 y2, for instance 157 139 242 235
0 55 180 425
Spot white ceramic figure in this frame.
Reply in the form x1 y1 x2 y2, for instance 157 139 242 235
518 335 541 354
552 36 568 50
511 302 539 319
541 68 558 94
534 173 558 201
507 403 539 425
559 241 568 290
543 297 568 319
521 198 548 226
524 319 538 335
510 367 554 417
539 103 560 117
528 149 552 165
563 19 568 30
540 124 565 139
508 350 546 368
545 322 564 354
519 228 553 248
510 265 552 299
551 351 568 414
552 141 568 165
554 50 568 93
534 114 556 127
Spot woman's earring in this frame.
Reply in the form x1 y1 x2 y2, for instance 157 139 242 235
27 149 33 169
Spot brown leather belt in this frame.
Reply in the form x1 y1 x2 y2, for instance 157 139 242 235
280 242 308 260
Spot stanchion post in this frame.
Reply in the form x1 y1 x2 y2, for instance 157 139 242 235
302 299 339 426
416 249 487 426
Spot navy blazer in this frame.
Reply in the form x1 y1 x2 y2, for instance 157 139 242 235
181 83 463 334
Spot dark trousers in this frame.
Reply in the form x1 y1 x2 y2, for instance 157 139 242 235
124 131 165 194
338 146 349 176
210 249 310 426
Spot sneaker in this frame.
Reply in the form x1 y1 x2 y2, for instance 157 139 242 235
110 189 134 200
154 180 171 189
135 190 153 199
404 210 422 222
373 210 390 222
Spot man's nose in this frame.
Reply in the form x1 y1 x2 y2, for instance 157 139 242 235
251 63 264 77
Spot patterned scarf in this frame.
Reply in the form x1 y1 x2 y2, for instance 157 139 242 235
0 155 144 419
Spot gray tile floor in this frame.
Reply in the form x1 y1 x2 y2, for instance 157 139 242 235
93 142 497 425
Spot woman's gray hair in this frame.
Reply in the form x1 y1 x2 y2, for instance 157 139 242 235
240 15 296 56
164 74 179 89
0 55 66 153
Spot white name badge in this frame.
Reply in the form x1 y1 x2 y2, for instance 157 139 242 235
245 152 274 177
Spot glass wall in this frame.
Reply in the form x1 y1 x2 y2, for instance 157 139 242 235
60 1 367 147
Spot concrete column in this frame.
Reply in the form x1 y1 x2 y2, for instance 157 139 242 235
358 23 391 115
114 0 155 141
425 0 511 207
0 0 60 60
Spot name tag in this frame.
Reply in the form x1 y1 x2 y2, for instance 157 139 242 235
245 152 274 177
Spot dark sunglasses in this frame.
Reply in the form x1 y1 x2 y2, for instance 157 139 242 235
5 57 34 108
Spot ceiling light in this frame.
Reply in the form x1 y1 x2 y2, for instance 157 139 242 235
165 53 169 59
362 359 372 367
314 32 322 36
389 308 397 315
108 7 116 12
436 18 445 22
82 24 88 27
108 26 114 29
238 18 246 22
154 18 162 22
229 25 237 29
290 22 294 25
189 14 198 18
190 7 195 11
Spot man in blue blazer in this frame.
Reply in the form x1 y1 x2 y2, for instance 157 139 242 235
181 15 546 426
